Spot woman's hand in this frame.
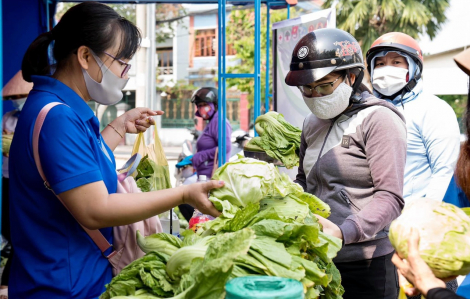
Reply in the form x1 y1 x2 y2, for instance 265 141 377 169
314 215 343 240
181 180 224 217
391 229 449 297
119 107 164 134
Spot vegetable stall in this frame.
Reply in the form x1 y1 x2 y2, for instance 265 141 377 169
102 157 344 299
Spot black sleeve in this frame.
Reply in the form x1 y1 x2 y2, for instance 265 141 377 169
294 130 307 191
427 288 465 299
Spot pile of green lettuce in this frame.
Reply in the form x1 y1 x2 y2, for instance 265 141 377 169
102 158 343 299
389 198 470 278
244 111 302 169
135 155 172 192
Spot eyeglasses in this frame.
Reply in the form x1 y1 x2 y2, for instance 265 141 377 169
298 75 344 97
104 51 132 78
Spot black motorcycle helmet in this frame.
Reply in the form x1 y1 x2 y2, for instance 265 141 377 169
285 28 365 101
190 87 218 106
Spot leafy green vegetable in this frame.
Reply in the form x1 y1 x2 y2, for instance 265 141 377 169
135 155 172 192
210 157 330 218
389 198 470 278
137 231 182 255
462 207 470 217
166 244 208 281
245 111 302 169
106 158 343 299
211 158 282 207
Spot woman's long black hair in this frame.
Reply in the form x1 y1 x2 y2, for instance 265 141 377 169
22 2 141 82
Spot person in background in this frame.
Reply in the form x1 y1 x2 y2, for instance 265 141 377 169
286 28 407 299
366 32 461 204
191 87 231 179
175 155 198 222
392 229 465 299
366 32 461 297
10 3 221 297
0 70 33 299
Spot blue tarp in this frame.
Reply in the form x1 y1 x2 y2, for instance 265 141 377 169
2 0 56 113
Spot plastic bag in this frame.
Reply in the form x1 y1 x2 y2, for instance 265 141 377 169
131 126 172 191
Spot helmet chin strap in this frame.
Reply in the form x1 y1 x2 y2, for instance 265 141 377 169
395 67 421 109
347 68 365 103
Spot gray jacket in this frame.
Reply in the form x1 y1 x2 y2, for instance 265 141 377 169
295 92 407 263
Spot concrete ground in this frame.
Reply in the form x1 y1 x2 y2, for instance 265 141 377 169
114 145 181 187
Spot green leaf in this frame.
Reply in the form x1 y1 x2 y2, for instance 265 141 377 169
292 256 329 287
222 202 260 232
250 236 292 268
462 207 470 218
136 231 182 255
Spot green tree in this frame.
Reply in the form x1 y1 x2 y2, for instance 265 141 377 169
323 0 450 53
226 8 300 106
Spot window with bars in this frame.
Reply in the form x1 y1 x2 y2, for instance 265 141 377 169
157 48 173 75
194 29 236 57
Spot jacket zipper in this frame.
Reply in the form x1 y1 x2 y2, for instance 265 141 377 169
340 190 360 211
315 120 335 197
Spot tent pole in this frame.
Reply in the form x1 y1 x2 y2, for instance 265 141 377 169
254 0 261 136
217 0 223 166
287 4 290 19
221 0 227 164
265 4 270 113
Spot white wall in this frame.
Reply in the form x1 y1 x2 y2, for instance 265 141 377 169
422 49 469 95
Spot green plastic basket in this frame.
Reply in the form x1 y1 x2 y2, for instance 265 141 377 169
225 276 304 299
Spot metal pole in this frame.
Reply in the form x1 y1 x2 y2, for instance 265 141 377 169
217 0 224 166
221 0 227 165
265 4 270 113
287 4 290 19
254 0 261 136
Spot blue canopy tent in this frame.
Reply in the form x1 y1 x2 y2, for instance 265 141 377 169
1 0 294 231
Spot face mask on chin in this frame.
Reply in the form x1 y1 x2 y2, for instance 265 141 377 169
82 51 129 106
372 66 409 96
302 82 353 120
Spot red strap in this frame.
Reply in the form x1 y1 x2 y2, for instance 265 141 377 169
32 102 114 255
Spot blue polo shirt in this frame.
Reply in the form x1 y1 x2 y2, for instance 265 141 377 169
8 76 117 298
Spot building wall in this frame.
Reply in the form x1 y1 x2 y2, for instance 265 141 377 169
175 18 190 82
422 48 469 95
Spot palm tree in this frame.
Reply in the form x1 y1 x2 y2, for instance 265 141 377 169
323 0 450 53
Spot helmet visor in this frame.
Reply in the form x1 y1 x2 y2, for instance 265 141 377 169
285 66 337 87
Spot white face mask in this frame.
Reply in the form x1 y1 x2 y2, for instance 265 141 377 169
302 83 352 120
182 167 194 179
12 97 27 111
82 51 129 105
372 66 409 96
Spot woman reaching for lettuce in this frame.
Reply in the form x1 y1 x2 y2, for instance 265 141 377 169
285 29 407 299
9 3 221 298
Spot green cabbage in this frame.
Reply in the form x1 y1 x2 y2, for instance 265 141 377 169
210 157 330 218
389 198 470 278
245 111 302 169
136 231 182 255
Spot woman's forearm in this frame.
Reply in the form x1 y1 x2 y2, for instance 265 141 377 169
59 181 186 229
102 119 126 151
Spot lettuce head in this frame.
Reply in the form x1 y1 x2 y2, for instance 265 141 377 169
389 198 470 278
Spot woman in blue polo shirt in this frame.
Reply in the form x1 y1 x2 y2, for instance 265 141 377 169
8 3 222 298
